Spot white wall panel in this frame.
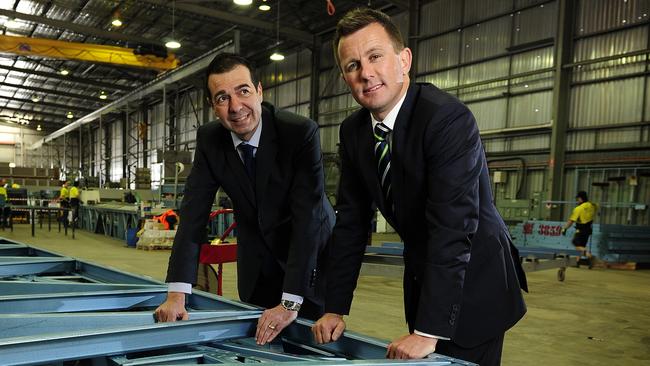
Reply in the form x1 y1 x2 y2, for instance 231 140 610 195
417 32 461 72
513 1 557 45
419 0 462 35
461 16 511 62
570 77 645 127
464 0 512 24
467 98 508 130
508 91 552 127
576 0 649 35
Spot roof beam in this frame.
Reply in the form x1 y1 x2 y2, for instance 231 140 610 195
388 0 410 9
0 82 99 102
0 64 132 91
141 0 314 45
0 9 203 56
0 105 69 122
0 96 95 113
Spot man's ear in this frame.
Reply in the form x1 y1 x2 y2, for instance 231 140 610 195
399 47 412 75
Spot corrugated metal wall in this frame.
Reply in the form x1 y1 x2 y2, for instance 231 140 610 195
33 0 648 225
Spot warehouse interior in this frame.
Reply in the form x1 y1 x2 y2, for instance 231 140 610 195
1 0 649 365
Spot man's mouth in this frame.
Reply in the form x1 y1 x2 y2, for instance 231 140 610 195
363 84 383 94
231 113 249 123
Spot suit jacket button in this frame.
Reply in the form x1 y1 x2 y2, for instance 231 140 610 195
449 319 455 325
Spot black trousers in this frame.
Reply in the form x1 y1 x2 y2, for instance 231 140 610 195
435 333 505 366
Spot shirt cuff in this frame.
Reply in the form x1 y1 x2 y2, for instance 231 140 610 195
414 330 451 341
168 282 192 294
281 292 303 304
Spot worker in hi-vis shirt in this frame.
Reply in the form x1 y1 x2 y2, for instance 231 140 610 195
562 190 597 257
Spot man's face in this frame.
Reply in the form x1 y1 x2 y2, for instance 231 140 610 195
337 22 412 121
208 65 263 141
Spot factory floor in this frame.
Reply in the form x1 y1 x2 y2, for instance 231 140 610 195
2 224 649 366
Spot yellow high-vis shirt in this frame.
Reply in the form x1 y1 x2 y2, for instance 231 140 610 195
59 187 69 199
569 201 597 224
69 186 80 199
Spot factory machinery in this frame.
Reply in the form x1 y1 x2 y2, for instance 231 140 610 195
0 238 473 366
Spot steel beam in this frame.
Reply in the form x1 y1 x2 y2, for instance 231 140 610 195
0 281 163 295
0 314 259 366
546 0 576 220
0 64 132 91
0 82 98 102
0 96 95 113
0 288 168 313
0 310 260 339
0 257 76 277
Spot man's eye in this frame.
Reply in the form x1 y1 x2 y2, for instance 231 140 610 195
370 54 381 61
346 62 358 72
240 89 251 96
215 95 228 104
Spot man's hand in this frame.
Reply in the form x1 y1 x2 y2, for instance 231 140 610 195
154 292 188 322
386 334 438 359
312 313 346 344
255 305 298 345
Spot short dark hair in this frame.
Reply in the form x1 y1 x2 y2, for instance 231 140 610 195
576 191 588 202
333 8 405 69
204 53 258 104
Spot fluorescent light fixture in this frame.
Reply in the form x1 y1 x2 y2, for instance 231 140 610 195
60 69 69 76
270 52 285 61
37 125 42 131
259 4 271 11
111 18 123 27
4 19 20 29
99 91 108 100
165 40 181 49
31 95 40 102
234 0 253 5
9 163 16 168
66 112 74 119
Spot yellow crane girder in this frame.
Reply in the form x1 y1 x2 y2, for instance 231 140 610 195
0 35 179 71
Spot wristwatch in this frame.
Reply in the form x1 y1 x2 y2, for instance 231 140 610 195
280 299 301 312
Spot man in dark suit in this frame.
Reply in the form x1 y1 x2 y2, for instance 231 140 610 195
155 53 335 346
312 8 527 365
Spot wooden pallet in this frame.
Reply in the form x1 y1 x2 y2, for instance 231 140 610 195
136 243 173 251
591 260 637 270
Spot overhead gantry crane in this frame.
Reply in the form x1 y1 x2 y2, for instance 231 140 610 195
0 34 179 71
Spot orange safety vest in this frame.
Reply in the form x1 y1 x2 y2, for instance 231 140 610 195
153 209 179 230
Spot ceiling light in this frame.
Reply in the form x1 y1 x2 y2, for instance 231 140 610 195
4 19 20 29
165 40 181 49
9 163 16 168
234 0 253 5
270 52 285 61
111 18 123 27
66 112 74 119
99 92 108 100
165 1 181 49
31 95 40 102
259 4 271 11
60 69 69 76
270 1 284 62
37 125 42 131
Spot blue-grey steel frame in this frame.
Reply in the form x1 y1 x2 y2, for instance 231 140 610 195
0 239 475 366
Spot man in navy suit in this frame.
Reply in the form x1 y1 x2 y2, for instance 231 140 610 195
155 53 335 346
312 8 527 365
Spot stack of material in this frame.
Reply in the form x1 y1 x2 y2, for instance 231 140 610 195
136 219 176 250
135 168 151 189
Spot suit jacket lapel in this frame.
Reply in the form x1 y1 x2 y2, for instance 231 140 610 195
390 84 419 223
255 104 278 208
222 128 256 207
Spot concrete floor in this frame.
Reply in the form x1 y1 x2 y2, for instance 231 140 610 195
3 224 649 365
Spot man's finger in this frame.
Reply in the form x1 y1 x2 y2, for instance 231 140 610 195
312 325 324 344
332 321 345 341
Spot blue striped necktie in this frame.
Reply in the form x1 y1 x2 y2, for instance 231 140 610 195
373 123 392 209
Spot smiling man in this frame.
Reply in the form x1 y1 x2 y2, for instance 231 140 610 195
312 8 528 366
155 53 335 346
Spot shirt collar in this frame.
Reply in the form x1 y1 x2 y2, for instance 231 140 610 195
371 90 407 131
230 118 262 149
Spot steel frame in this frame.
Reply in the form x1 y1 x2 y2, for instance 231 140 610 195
0 239 474 366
